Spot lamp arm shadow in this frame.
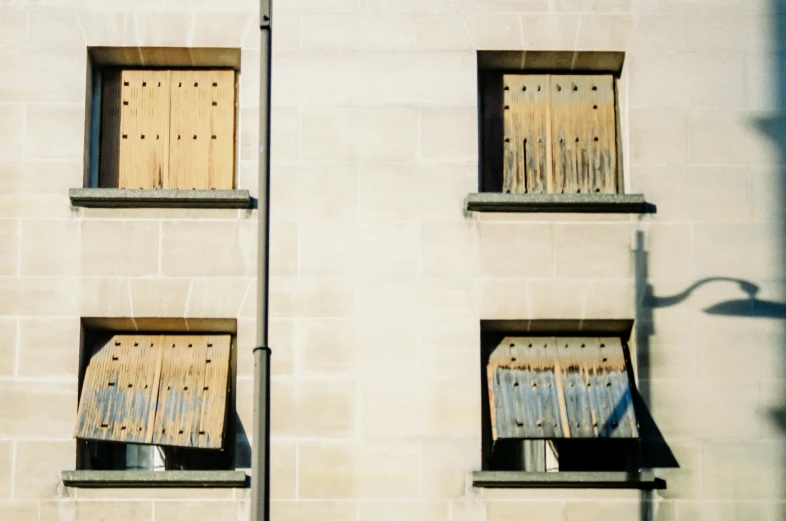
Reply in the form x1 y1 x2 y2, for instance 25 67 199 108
645 277 759 309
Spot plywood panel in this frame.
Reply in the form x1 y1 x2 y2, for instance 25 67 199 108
197 335 232 448
208 70 236 190
100 68 236 190
76 333 231 449
502 74 551 194
487 336 638 440
152 334 231 448
167 70 235 189
101 70 172 189
167 71 211 189
488 337 563 439
550 74 617 194
75 335 164 444
562 337 637 438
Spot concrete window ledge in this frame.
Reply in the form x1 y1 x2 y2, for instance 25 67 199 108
472 471 665 490
61 470 248 488
69 188 252 209
465 193 651 213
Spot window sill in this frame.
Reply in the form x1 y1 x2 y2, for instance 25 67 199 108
69 188 252 209
465 193 651 213
472 471 665 490
61 470 248 488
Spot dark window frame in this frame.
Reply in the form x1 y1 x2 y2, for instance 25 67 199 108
479 320 641 475
75 320 240 474
478 69 624 195
469 51 652 215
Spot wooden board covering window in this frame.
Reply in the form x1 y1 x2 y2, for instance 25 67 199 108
99 69 236 190
168 70 235 190
75 334 231 449
152 335 231 448
487 336 638 440
502 74 618 195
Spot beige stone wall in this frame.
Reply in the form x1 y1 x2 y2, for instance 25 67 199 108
1 0 785 520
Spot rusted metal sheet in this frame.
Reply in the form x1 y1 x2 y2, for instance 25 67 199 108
487 336 638 440
75 334 231 449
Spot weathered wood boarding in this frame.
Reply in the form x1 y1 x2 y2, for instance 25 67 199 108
75 334 231 449
99 69 236 190
75 335 165 444
167 70 235 190
502 74 618 195
503 75 551 194
100 71 172 189
487 336 638 440
153 335 231 448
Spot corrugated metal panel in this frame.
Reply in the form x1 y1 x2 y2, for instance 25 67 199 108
487 336 638 440
75 334 231 449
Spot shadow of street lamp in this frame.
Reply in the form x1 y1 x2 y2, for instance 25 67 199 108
703 294 786 319
645 276 786 319
648 277 786 432
641 276 786 320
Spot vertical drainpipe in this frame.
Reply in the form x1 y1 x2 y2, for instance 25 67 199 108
252 1 272 521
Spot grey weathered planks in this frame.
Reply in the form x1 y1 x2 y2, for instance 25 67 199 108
487 336 638 440
75 335 164 444
153 335 231 448
503 75 551 194
76 334 231 449
502 74 618 195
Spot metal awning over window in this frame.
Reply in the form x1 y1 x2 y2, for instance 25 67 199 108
487 336 638 440
75 334 231 449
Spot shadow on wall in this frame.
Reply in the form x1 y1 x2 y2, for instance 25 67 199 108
633 225 786 520
236 413 252 469
763 0 786 512
629 7 786 521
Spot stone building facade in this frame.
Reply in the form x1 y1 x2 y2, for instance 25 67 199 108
0 0 784 520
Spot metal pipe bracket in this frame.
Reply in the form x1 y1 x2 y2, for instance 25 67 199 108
260 0 271 28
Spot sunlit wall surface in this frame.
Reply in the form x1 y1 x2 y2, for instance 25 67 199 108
0 0 784 520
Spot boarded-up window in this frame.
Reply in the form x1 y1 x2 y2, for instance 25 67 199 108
482 74 619 195
75 334 231 449
99 69 236 190
487 336 638 440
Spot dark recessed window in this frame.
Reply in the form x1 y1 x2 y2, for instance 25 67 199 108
479 72 622 195
483 335 640 473
76 332 235 471
94 68 236 190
